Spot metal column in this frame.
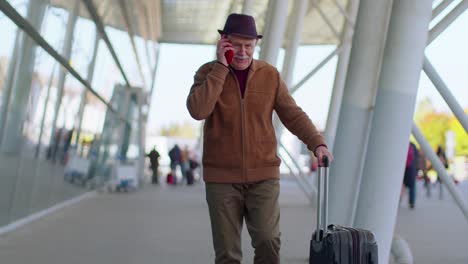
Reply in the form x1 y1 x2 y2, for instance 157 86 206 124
328 0 393 226
75 32 100 146
242 0 255 15
432 0 456 19
274 0 309 139
35 63 57 157
149 45 160 99
48 0 79 147
0 30 21 145
259 0 289 66
0 0 48 153
412 124 468 220
324 0 359 151
427 0 468 44
354 1 433 263
281 0 308 89
135 88 146 184
423 57 468 133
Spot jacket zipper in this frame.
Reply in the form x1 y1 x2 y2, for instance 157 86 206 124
243 67 254 181
230 68 246 181
241 99 246 180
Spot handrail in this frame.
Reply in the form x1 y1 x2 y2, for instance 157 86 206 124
279 141 316 192
278 142 317 203
277 150 314 203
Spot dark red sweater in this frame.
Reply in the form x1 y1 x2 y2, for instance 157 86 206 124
231 66 250 98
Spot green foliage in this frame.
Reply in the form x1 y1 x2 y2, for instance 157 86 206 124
417 111 451 150
414 97 435 124
159 121 199 139
449 111 468 156
414 97 467 156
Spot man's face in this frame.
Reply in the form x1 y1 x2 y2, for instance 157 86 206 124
228 35 257 70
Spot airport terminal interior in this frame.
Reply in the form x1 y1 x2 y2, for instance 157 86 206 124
0 0 467 263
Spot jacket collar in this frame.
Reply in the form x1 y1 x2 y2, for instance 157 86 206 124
249 59 267 74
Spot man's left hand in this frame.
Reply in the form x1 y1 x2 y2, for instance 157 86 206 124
315 146 334 167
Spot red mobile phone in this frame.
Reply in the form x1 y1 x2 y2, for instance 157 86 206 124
223 35 234 64
225 50 234 65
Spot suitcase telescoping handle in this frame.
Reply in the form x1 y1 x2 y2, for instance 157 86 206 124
315 156 329 242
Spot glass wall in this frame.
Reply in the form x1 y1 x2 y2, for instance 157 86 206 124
0 0 149 226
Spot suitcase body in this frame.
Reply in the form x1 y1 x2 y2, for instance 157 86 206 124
309 157 378 264
310 225 378 264
166 172 174 184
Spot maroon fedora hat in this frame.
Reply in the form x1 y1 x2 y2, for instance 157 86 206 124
218 13 263 39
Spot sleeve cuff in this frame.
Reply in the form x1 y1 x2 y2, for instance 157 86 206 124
211 61 229 80
216 61 228 68
313 144 328 155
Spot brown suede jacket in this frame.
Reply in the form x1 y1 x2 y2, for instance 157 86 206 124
187 59 325 183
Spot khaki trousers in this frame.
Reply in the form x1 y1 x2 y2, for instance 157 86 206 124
206 179 281 264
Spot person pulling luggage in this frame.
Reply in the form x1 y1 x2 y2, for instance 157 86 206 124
186 13 334 264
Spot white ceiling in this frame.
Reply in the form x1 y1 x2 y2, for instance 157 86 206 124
52 0 350 46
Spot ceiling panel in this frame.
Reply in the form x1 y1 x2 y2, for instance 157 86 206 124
51 0 351 46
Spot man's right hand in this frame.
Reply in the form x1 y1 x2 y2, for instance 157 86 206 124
216 35 234 66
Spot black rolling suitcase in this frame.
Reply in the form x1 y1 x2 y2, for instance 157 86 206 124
309 157 378 264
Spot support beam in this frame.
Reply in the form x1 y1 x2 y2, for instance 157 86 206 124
325 0 360 151
333 0 356 28
288 0 358 94
412 124 468 220
428 0 468 44
259 0 274 60
118 0 148 90
82 0 132 88
242 0 255 15
310 0 340 39
136 88 146 184
423 0 468 134
147 0 161 82
35 63 57 158
281 0 309 88
423 57 468 132
136 0 155 81
354 1 433 263
432 0 456 19
278 143 315 203
149 45 160 99
48 0 79 150
147 0 161 44
328 0 393 228
0 0 125 121
0 30 21 145
75 32 100 147
279 141 316 195
291 46 343 94
0 0 48 153
259 0 289 66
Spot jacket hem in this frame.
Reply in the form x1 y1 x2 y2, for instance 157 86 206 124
202 166 280 183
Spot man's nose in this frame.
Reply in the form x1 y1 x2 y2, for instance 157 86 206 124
238 46 246 54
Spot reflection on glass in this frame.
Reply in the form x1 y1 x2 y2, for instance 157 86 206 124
0 0 146 227
41 6 69 53
0 3 30 227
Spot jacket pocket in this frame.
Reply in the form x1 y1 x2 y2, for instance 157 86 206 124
254 140 280 167
203 137 237 168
